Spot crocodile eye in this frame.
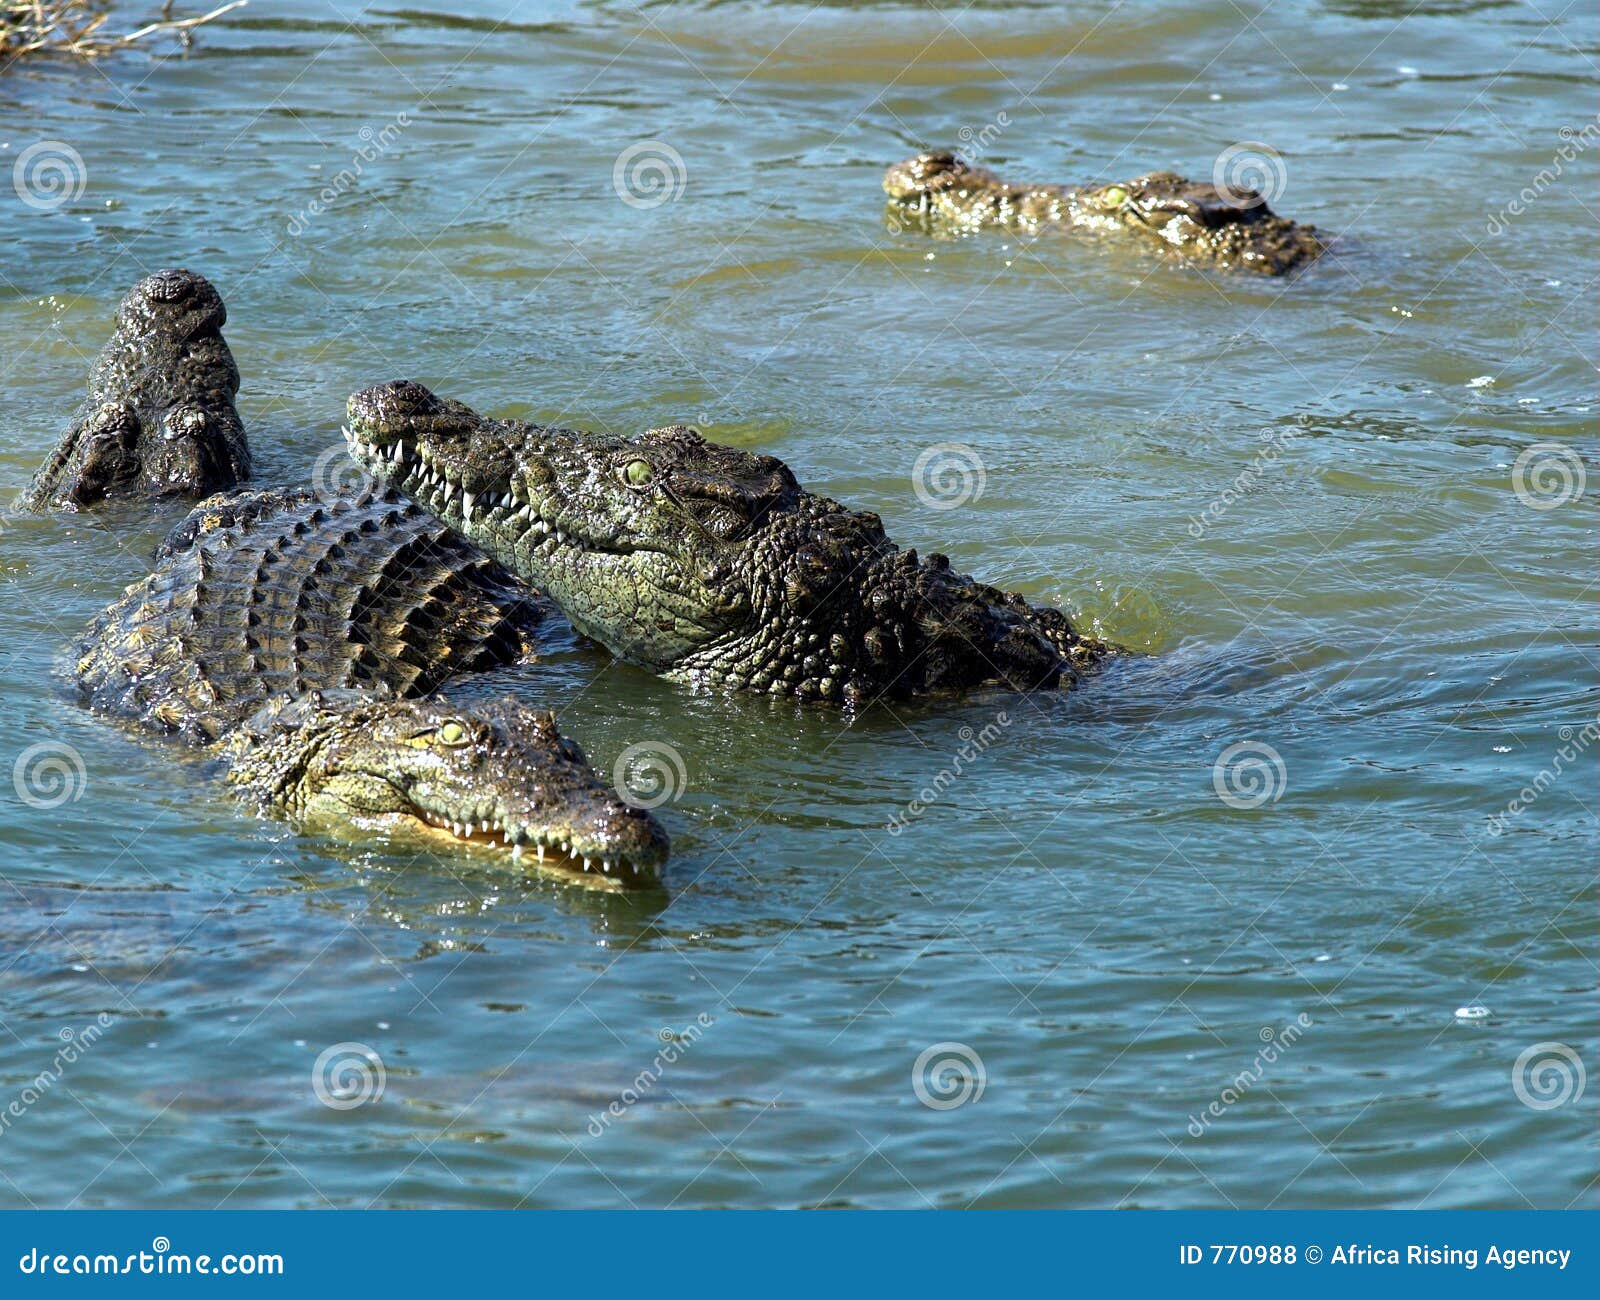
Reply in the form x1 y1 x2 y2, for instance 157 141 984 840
622 458 654 487
436 721 469 747
1099 185 1128 207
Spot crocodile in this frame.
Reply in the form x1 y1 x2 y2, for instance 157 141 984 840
76 485 668 887
344 381 1110 708
883 150 1325 275
19 268 250 511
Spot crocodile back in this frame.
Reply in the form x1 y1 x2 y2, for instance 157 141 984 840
76 487 546 743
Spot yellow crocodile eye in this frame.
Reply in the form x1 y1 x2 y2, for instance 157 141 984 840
437 721 468 747
1100 185 1128 207
623 458 653 486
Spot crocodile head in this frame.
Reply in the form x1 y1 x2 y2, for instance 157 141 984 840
883 149 980 201
884 151 1323 274
347 382 1099 704
346 381 787 671
1071 170 1325 274
226 690 668 888
20 268 249 510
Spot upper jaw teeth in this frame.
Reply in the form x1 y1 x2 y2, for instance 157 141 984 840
343 425 561 533
416 809 653 878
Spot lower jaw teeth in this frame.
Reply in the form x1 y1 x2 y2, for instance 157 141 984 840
425 816 643 877
421 813 646 878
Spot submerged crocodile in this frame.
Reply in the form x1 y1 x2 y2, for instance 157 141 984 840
883 151 1325 275
76 485 668 886
20 268 250 511
345 382 1110 708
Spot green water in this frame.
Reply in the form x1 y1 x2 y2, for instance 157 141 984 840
0 0 1594 1208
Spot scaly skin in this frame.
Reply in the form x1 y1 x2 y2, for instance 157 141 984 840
345 382 1110 708
77 486 668 886
883 151 1325 275
19 269 250 511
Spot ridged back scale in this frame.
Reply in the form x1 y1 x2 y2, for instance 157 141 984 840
75 487 546 743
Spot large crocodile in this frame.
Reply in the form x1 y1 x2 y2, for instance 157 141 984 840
344 382 1110 708
883 150 1325 275
76 485 668 887
19 268 250 511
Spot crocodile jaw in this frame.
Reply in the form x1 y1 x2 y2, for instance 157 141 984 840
343 417 727 671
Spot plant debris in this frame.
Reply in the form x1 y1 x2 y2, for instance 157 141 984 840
2 0 246 64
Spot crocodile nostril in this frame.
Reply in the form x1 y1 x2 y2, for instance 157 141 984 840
163 409 207 440
369 379 437 415
139 268 203 303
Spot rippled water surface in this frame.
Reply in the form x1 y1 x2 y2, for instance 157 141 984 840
1 0 1595 1208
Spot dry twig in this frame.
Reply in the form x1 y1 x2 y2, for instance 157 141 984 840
2 0 246 64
